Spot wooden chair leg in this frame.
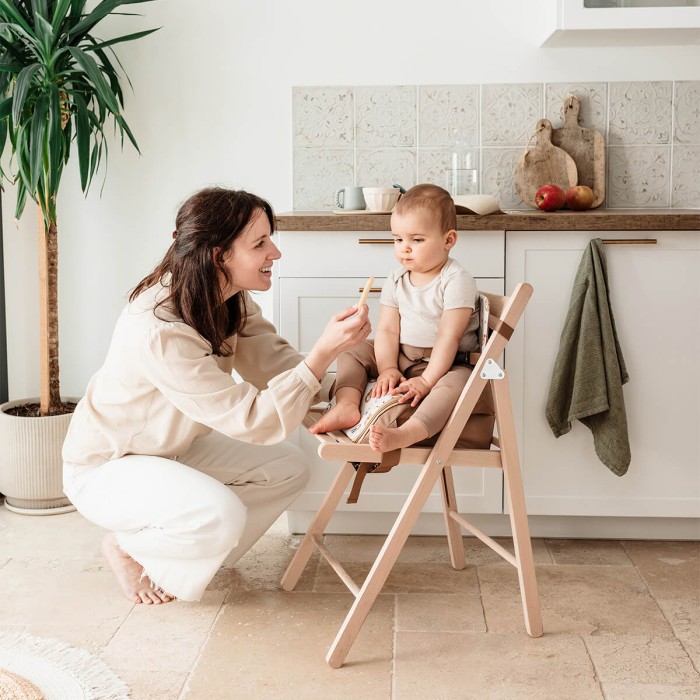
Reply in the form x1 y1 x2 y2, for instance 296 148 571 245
492 377 543 638
440 465 466 570
326 459 443 668
281 460 356 591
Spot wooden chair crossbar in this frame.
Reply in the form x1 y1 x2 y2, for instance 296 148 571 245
281 282 542 668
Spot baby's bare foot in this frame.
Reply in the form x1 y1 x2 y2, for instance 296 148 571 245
309 402 361 434
101 534 174 605
369 421 429 453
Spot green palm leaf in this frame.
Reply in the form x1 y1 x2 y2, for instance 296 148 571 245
68 0 155 41
11 61 41 122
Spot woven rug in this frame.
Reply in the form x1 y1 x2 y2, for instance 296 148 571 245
0 633 129 700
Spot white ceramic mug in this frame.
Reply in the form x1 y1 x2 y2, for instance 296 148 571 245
335 186 366 210
362 187 401 212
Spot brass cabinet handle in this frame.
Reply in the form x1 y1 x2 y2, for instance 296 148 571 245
358 238 394 245
357 287 382 293
602 239 657 245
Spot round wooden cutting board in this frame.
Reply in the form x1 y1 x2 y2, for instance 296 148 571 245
514 118 577 208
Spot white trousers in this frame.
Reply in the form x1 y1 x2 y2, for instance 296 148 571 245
63 431 309 602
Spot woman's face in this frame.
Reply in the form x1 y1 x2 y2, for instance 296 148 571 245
218 208 281 300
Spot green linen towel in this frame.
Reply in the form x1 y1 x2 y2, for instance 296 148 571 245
545 238 631 476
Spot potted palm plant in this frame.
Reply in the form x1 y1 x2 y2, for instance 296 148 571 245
0 0 157 513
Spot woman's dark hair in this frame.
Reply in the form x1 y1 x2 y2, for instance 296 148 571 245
130 187 275 356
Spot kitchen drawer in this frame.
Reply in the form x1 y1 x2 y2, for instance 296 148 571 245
277 230 505 278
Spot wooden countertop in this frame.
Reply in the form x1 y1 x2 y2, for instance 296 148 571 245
276 209 700 232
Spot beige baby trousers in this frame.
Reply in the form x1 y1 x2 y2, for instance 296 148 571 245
63 431 309 602
335 340 471 438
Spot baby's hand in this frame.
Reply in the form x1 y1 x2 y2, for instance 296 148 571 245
372 369 405 397
391 376 431 407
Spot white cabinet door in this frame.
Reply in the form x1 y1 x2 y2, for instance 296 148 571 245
279 276 506 515
540 0 700 46
506 230 700 518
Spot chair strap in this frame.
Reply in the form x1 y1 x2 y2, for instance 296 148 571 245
346 449 401 504
493 319 514 340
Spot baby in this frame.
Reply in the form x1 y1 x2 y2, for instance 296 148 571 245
310 183 480 453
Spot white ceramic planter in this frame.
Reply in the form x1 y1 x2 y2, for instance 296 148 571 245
0 398 79 515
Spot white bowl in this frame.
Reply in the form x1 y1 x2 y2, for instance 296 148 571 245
362 187 401 212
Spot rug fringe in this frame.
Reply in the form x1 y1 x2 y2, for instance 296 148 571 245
0 632 130 699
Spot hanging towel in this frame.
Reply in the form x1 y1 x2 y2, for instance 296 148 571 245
545 238 631 476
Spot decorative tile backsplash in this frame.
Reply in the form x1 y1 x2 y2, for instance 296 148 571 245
292 81 700 211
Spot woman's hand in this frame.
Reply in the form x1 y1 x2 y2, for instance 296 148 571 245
304 305 371 380
391 376 432 407
372 368 405 397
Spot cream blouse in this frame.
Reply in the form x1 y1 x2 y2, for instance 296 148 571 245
63 282 330 468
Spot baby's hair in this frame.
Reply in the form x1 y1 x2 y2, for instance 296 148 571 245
393 183 456 232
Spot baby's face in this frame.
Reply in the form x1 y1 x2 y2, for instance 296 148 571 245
390 209 455 275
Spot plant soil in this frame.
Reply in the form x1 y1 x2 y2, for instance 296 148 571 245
3 402 77 418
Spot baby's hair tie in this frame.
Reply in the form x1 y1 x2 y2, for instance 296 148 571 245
172 230 177 239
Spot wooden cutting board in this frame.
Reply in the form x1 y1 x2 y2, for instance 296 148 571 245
551 94 606 208
514 118 577 208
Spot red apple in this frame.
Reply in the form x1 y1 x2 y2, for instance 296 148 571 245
565 185 595 211
535 184 566 212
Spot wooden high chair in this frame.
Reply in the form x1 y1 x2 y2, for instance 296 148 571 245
281 282 542 668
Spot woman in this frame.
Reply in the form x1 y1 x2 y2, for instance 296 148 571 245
62 187 370 605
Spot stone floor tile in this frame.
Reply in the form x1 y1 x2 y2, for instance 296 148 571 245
23 624 122 654
315 561 479 594
210 533 318 596
585 635 699 685
183 591 393 698
0 557 133 626
546 539 633 566
396 593 486 633
623 541 700 599
0 509 104 559
115 669 188 699
394 631 602 699
479 564 674 636
102 590 225 672
601 682 700 699
657 598 700 666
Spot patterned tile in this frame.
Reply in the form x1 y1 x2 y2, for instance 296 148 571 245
356 86 416 148
417 148 466 190
609 81 673 145
674 81 700 144
292 148 354 210
356 148 416 189
607 146 671 208
672 145 700 209
545 82 608 132
418 85 479 148
482 147 530 210
481 83 543 147
292 87 354 147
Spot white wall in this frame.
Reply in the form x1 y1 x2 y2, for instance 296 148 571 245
3 0 699 399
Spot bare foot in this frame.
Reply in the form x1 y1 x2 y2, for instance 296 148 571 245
101 533 174 605
369 420 429 453
309 402 361 434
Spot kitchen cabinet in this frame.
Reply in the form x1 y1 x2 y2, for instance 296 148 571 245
273 229 506 531
539 0 700 46
505 229 700 518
